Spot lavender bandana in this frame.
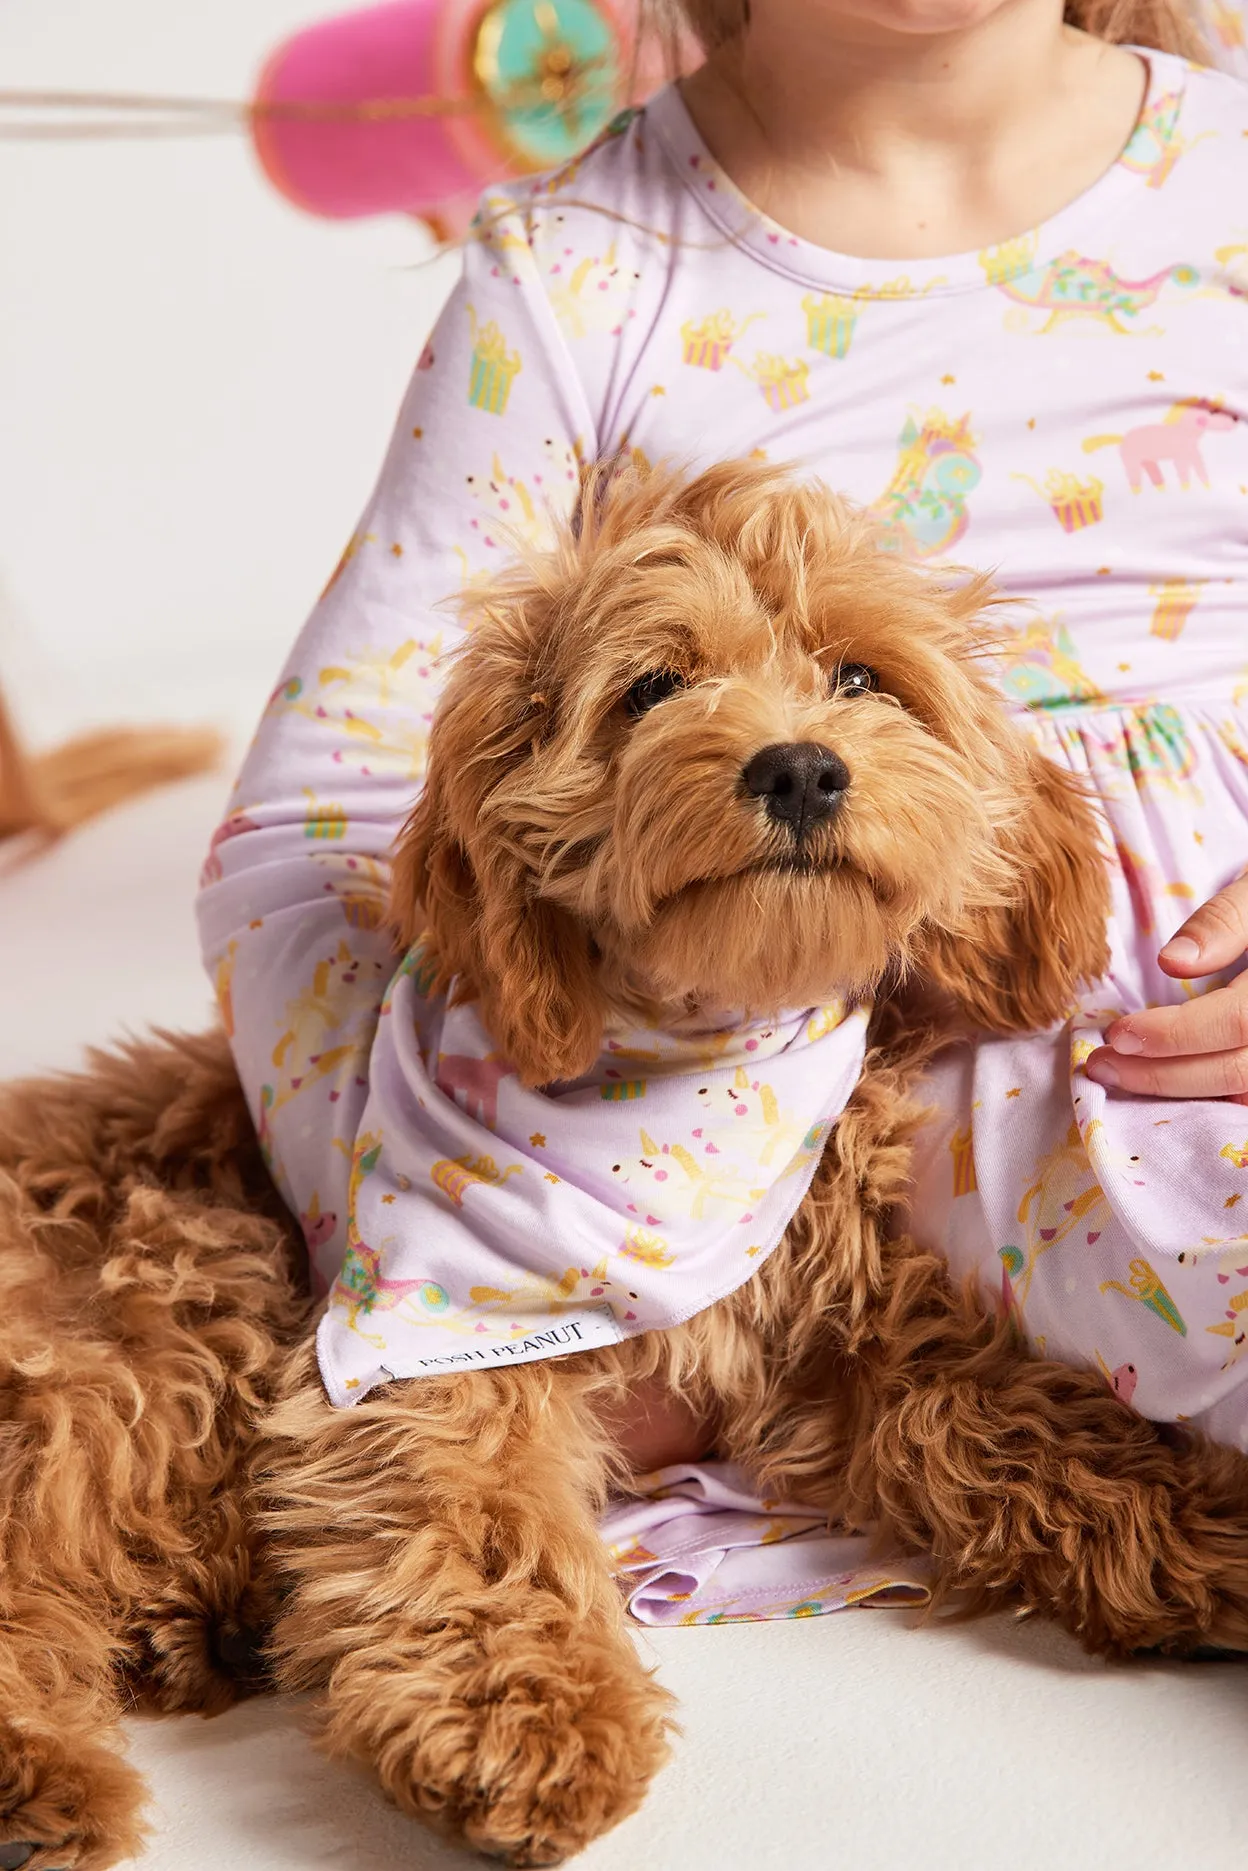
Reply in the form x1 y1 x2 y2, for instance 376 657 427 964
316 949 870 1406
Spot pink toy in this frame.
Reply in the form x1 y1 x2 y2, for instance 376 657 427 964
252 0 676 237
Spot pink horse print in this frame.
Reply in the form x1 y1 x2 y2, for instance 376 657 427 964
1082 400 1238 492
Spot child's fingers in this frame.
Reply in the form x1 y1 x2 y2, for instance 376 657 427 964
1084 1041 1248 1100
1157 871 1248 977
1105 979 1248 1060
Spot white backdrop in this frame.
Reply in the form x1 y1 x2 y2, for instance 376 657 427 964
0 0 456 744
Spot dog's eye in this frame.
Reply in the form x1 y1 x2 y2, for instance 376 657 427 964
834 663 877 697
625 669 686 717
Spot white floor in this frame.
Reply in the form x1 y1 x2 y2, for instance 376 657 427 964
1 4 1246 1868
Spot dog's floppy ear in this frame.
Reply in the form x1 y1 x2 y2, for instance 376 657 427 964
918 751 1111 1034
389 632 608 1089
392 798 605 1086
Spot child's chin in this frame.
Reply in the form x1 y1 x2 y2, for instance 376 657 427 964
854 0 1013 33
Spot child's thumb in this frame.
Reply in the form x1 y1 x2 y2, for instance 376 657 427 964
1158 870 1248 976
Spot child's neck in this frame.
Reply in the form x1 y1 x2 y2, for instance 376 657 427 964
680 6 1148 261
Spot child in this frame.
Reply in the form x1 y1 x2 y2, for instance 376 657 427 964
198 0 1248 1484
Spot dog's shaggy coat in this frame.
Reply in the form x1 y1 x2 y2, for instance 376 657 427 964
1 463 1246 1869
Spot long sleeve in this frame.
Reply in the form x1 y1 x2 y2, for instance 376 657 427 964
196 198 595 1286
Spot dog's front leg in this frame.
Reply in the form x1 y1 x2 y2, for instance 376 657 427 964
0 1600 148 1871
839 1244 1248 1656
259 1346 674 1866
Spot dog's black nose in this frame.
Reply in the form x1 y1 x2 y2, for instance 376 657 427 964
743 742 849 835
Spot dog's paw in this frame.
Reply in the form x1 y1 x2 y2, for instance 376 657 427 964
0 1722 147 1871
336 1626 675 1865
121 1600 271 1717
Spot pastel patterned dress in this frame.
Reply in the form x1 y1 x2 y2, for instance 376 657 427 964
198 46 1248 1612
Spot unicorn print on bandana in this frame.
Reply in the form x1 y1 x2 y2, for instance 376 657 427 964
610 1127 765 1223
310 978 869 1404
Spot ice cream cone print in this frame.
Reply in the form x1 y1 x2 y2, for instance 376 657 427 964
1098 1258 1187 1335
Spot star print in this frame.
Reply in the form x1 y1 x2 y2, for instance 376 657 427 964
1227 1193 1243 1209
249 918 264 930
1097 566 1112 576
382 1193 396 1204
544 1172 561 1184
1026 417 1036 430
1118 662 1131 672
1195 831 1205 845
412 426 424 439
941 373 956 385
530 1132 547 1148
391 543 404 558
1006 1087 1022 1099
1148 370 1165 382
651 384 666 396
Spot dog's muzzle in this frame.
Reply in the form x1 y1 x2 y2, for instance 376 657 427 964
742 741 848 841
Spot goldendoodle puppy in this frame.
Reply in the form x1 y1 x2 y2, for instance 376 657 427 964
0 461 1246 1871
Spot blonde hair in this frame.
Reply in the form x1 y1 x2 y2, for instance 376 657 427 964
648 0 1207 62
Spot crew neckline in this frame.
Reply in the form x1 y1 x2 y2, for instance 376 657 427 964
645 48 1189 298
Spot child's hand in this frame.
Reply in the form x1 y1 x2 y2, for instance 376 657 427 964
1085 871 1248 1105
